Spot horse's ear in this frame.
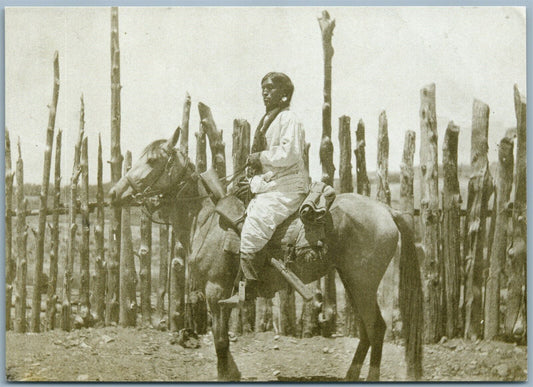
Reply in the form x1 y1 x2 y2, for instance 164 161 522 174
166 126 181 151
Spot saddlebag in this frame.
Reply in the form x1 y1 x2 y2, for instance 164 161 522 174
298 181 336 225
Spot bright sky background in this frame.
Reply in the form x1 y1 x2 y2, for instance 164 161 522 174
6 6 526 185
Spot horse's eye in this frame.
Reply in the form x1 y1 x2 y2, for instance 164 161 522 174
147 156 158 165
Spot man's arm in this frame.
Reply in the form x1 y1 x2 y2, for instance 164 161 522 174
258 113 303 168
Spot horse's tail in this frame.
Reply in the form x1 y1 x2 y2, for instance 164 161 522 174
389 208 423 380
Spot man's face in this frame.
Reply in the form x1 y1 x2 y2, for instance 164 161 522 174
261 78 284 112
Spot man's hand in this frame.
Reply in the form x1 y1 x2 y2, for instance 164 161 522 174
246 152 262 172
234 176 252 202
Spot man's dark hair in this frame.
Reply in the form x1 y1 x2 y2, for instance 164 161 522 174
261 72 294 104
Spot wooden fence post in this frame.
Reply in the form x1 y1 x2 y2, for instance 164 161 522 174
14 140 28 333
318 10 336 338
139 212 152 327
338 115 357 337
79 136 91 323
169 241 185 331
45 130 62 330
119 151 137 327
230 118 255 334
377 111 391 205
464 99 493 340
354 119 370 196
94 134 106 324
442 122 461 338
504 85 527 340
62 101 84 331
198 102 226 187
157 221 169 329
195 123 207 174
106 6 123 326
485 135 513 339
5 129 14 330
419 83 441 343
180 92 191 156
31 51 59 332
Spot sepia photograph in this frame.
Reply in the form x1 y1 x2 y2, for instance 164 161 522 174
4 5 527 382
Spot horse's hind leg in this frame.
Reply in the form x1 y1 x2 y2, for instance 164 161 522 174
367 303 386 381
345 319 370 381
206 281 241 381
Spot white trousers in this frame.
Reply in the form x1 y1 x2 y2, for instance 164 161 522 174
240 191 306 254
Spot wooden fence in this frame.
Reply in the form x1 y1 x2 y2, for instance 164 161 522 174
5 8 527 345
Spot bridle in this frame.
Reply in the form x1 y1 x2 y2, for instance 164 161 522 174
126 146 197 209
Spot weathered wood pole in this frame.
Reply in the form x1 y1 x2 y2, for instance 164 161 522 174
180 92 191 156
62 101 84 331
464 99 493 340
419 83 441 343
195 123 207 174
354 119 370 196
139 211 152 327
169 241 185 331
376 111 395 339
338 115 353 193
31 51 59 332
484 135 514 339
504 85 527 339
338 115 356 337
14 140 28 333
377 111 391 205
45 130 62 330
441 122 461 338
198 102 226 187
5 129 14 330
400 131 416 221
255 297 273 332
318 10 336 338
94 134 106 324
119 151 137 327
106 6 123 326
79 136 91 318
230 118 255 334
157 221 169 328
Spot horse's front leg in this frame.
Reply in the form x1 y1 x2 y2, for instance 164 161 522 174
206 281 241 381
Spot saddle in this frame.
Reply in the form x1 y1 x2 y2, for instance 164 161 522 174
214 181 335 286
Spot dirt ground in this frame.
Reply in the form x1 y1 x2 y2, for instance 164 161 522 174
5 326 527 382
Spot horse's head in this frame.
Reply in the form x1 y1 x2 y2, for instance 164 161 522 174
109 126 192 206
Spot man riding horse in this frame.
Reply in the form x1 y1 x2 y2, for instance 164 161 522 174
219 72 309 306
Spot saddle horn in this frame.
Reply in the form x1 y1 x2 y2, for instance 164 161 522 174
166 126 181 151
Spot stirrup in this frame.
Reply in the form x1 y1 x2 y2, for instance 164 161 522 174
218 281 246 307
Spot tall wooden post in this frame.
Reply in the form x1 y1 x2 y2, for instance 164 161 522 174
107 6 123 325
94 134 106 324
119 151 137 327
139 212 152 327
45 130 62 330
464 99 493 340
5 129 14 330
230 118 255 334
419 83 441 343
62 100 84 331
318 10 336 338
504 85 527 339
338 115 356 337
354 119 370 196
169 241 185 331
157 222 169 328
485 135 513 339
180 92 191 156
31 51 59 332
400 131 416 218
79 136 90 318
195 123 207 174
14 140 28 333
198 102 226 188
377 111 391 205
442 122 461 338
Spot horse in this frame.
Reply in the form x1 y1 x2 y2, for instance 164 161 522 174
109 127 423 381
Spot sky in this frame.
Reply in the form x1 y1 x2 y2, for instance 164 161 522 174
5 6 527 185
